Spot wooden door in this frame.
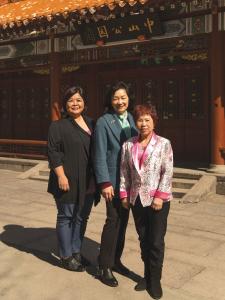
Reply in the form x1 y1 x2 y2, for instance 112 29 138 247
12 76 50 140
140 73 186 161
0 78 12 138
97 63 209 164
183 68 209 163
0 72 50 141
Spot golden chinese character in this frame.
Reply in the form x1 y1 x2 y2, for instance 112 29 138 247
112 26 122 34
128 24 140 32
97 26 109 38
145 18 154 33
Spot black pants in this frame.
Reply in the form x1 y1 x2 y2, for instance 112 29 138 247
131 196 170 281
99 197 129 268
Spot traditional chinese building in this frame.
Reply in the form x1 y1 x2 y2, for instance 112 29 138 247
0 0 224 170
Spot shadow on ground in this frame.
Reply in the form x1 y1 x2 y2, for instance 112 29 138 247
0 224 142 283
0 224 98 268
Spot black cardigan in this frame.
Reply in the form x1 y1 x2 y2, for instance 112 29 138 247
47 115 95 206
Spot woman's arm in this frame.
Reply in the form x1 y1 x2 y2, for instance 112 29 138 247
48 122 63 169
93 119 110 183
48 122 70 191
155 140 173 200
93 118 114 201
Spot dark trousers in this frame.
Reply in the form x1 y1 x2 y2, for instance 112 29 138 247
99 198 129 268
55 194 94 258
131 196 170 282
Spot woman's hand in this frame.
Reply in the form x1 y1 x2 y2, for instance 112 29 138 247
58 175 70 191
121 198 130 210
54 166 70 192
102 186 114 202
151 197 163 211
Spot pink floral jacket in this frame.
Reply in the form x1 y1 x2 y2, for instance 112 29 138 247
120 132 173 207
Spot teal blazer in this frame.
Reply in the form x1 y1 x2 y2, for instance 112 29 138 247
93 111 138 197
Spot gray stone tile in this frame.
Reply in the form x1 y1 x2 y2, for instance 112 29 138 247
163 258 205 289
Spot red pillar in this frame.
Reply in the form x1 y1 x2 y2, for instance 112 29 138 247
50 35 61 121
210 2 225 171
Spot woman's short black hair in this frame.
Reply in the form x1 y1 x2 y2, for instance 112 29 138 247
104 81 134 112
62 86 86 113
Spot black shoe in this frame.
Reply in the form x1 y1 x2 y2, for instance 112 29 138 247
134 278 146 291
147 281 163 299
73 252 90 266
99 267 118 287
112 261 130 276
61 257 85 272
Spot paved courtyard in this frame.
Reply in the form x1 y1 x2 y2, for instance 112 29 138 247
0 169 225 300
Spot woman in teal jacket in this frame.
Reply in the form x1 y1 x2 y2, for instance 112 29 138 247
94 81 138 287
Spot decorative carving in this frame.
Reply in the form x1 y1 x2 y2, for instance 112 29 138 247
0 89 9 119
62 35 209 66
163 79 179 119
42 87 50 120
185 77 203 119
142 79 161 114
181 52 208 61
14 88 25 120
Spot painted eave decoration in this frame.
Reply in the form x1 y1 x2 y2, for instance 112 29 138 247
0 0 149 29
0 0 197 36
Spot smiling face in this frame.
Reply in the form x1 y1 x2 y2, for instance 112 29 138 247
111 88 129 115
66 92 85 117
136 114 154 138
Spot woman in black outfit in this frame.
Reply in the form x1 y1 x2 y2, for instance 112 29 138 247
48 86 97 271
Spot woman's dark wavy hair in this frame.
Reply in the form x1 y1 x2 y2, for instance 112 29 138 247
104 81 134 112
133 102 158 127
62 85 86 113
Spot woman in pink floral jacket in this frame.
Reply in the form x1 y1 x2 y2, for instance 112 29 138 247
120 103 173 300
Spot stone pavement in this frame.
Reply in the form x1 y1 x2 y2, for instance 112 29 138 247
0 169 225 300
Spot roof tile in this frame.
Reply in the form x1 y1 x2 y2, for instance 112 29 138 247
0 0 151 27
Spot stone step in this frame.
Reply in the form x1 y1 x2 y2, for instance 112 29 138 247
39 169 50 176
172 178 198 189
38 168 203 180
30 168 198 200
30 176 189 199
171 198 185 204
30 174 48 182
35 172 197 190
172 188 187 198
173 169 203 180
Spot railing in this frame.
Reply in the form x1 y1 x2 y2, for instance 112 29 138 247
0 139 47 160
